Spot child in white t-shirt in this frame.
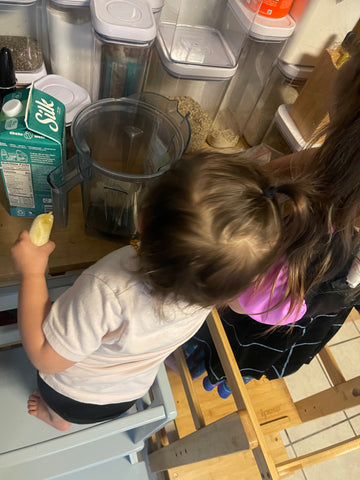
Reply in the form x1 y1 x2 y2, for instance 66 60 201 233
11 152 309 430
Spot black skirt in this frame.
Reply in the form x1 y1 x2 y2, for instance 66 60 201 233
187 258 360 384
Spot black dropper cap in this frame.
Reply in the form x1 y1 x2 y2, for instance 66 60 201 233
0 47 17 108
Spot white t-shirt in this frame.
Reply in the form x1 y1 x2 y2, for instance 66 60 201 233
40 246 210 404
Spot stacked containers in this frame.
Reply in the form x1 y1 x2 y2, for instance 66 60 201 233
91 0 156 100
0 0 46 85
144 0 252 152
210 0 295 147
46 0 93 94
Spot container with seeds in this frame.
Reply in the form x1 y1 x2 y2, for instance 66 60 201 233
211 0 295 147
0 0 46 85
144 0 250 152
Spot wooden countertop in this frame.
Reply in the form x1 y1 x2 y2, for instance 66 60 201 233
0 181 126 286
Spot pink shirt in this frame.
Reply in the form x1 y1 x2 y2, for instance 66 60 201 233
237 260 307 326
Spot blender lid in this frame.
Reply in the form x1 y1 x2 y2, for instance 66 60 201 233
229 0 296 41
91 0 156 43
33 74 91 126
156 25 237 80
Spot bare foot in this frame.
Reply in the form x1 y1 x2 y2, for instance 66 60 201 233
28 391 72 431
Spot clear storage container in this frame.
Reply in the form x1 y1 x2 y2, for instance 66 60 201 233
46 0 93 94
91 0 156 100
242 62 300 147
263 103 323 155
0 0 46 85
144 0 251 152
210 0 295 147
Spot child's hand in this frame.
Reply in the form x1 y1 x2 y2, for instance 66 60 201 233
11 231 56 278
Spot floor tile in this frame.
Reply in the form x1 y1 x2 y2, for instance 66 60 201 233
291 419 354 457
330 338 360 380
301 449 360 480
327 319 360 345
349 413 360 435
344 404 360 418
284 357 331 402
285 411 348 443
280 429 290 447
346 308 360 322
353 317 360 334
284 446 307 480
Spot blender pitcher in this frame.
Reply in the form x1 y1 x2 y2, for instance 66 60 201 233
47 93 190 237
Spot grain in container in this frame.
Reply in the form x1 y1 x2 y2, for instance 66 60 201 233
46 0 93 94
0 0 46 85
210 0 295 147
91 0 156 100
144 0 249 152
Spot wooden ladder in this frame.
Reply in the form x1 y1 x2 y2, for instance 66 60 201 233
148 308 360 479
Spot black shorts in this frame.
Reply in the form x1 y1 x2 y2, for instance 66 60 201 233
37 373 137 424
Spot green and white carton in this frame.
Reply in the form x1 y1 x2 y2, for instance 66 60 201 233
0 85 66 217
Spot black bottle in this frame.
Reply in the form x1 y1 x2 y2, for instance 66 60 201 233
0 47 17 109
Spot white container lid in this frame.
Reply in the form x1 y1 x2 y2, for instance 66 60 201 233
274 104 320 152
147 0 164 10
33 74 91 126
157 24 237 80
229 0 296 41
16 63 47 86
91 0 156 43
0 0 39 4
277 59 313 83
50 0 89 6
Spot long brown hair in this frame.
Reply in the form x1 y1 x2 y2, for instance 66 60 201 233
137 152 312 308
280 48 360 311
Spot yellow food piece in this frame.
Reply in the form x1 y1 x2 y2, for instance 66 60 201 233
29 212 54 246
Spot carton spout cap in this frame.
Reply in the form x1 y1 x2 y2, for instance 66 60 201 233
2 99 22 117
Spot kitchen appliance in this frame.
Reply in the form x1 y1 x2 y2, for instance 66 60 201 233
47 93 190 238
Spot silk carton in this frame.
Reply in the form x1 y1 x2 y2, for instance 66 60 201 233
0 85 65 217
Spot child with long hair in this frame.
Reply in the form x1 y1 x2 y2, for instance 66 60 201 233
185 48 360 395
11 152 309 430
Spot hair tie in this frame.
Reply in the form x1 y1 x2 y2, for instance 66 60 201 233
263 186 277 199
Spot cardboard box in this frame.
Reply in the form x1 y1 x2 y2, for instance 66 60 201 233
0 85 65 217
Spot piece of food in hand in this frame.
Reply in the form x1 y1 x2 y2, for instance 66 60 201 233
29 212 54 246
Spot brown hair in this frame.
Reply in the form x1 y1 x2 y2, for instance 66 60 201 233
137 152 312 308
279 48 360 311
